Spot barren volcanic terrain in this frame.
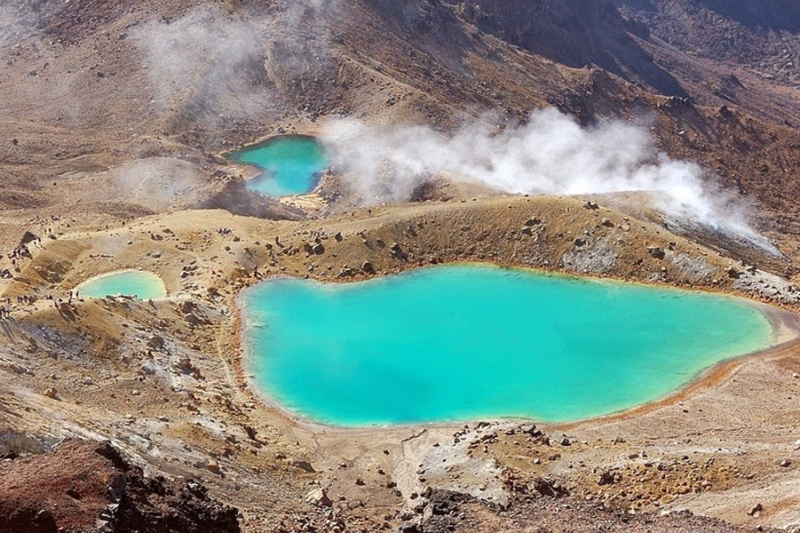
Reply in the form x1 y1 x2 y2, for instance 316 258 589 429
2 1 800 532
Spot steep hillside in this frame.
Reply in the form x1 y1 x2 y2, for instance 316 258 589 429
616 0 800 88
2 0 799 261
4 2 800 532
445 0 688 97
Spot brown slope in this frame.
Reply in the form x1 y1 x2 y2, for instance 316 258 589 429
1 0 800 258
0 440 240 533
615 0 800 90
443 0 689 97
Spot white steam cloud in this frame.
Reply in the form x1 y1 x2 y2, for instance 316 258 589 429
108 158 208 210
130 6 280 128
0 4 30 47
129 2 339 130
322 108 774 251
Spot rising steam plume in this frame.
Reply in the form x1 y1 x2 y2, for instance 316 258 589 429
0 2 776 255
320 109 776 252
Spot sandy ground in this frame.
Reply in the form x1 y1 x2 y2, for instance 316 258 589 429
2 195 800 531
1 1 800 530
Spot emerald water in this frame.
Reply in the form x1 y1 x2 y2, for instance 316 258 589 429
230 135 328 197
78 271 167 300
242 265 773 426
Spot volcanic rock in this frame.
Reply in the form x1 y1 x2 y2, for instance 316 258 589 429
0 440 240 532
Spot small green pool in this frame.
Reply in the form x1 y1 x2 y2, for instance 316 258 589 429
229 135 328 197
242 265 774 426
77 270 167 300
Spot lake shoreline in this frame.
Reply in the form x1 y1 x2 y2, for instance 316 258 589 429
73 269 168 300
236 263 799 431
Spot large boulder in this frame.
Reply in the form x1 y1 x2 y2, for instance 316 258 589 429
0 440 240 533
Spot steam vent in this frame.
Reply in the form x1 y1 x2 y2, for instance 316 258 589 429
2 1 800 532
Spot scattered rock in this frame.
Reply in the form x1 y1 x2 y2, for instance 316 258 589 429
44 387 58 400
597 470 620 486
176 357 195 374
748 503 763 517
647 246 665 259
520 424 542 437
292 460 315 473
244 426 258 441
0 440 240 532
146 335 165 349
531 477 568 498
306 488 332 507
7 363 31 375
390 242 404 258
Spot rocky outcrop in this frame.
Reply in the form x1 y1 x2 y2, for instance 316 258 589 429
447 0 688 96
0 440 240 533
616 0 800 88
619 0 800 33
194 175 306 221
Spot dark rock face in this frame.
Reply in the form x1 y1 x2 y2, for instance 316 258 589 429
447 0 688 96
111 475 240 533
702 0 800 31
615 0 800 87
0 440 240 533
364 0 453 34
457 0 623 67
194 176 306 221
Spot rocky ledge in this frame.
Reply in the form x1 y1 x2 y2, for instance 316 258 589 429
0 439 240 533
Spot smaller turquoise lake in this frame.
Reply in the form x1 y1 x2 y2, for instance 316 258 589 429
229 136 328 197
242 266 774 426
78 271 167 300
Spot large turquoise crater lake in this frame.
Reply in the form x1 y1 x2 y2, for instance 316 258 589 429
242 265 774 426
229 135 328 197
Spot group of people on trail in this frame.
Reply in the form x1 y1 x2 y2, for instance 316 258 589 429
0 295 33 320
3 232 43 273
0 231 89 321
0 231 46 320
0 288 84 320
5 245 29 271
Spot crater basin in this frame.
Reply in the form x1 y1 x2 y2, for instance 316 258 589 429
241 265 775 426
229 135 327 197
77 270 167 300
